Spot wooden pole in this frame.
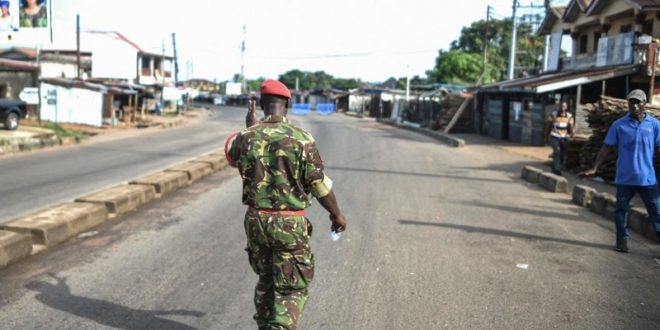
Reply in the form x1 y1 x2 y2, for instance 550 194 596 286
444 96 474 134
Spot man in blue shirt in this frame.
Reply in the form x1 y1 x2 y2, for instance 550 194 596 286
582 89 660 253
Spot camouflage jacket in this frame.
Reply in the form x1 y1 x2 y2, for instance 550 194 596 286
228 115 333 210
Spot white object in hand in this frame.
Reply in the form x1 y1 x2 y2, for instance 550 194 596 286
330 230 342 241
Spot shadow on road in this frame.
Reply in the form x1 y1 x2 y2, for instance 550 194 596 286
461 201 596 224
398 219 613 251
326 165 514 184
25 274 205 330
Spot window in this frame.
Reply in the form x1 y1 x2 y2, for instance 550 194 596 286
141 57 151 76
642 20 653 35
620 24 632 33
579 34 588 54
593 32 600 53
0 84 6 98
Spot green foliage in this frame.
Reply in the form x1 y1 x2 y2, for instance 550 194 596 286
42 122 84 138
427 17 544 84
427 50 486 84
278 70 361 90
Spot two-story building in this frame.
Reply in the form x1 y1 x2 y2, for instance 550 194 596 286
476 0 660 145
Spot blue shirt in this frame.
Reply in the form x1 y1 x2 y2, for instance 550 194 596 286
604 113 660 185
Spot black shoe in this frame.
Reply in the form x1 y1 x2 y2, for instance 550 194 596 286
551 169 562 176
615 239 629 253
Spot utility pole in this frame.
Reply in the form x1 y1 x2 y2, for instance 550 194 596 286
241 25 246 94
172 33 179 85
508 0 518 80
481 5 493 82
172 33 180 114
76 14 81 79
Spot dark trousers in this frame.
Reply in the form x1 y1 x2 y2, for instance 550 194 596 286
550 137 567 173
615 184 660 240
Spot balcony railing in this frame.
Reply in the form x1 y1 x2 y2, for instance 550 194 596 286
560 54 598 71
635 43 660 76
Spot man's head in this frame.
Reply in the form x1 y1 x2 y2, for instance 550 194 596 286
560 101 568 112
627 89 647 120
259 79 291 116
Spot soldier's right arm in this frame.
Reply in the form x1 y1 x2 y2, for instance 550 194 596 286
302 141 347 232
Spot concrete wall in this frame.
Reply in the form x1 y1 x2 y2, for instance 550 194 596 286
40 83 104 126
0 71 37 99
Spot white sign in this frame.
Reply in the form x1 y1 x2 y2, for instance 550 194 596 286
19 87 39 104
226 82 242 95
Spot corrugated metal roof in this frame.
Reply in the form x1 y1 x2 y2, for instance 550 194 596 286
625 0 660 10
41 78 138 95
0 58 39 71
480 65 638 94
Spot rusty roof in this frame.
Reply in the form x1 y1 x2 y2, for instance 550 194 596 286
0 58 39 71
480 65 638 94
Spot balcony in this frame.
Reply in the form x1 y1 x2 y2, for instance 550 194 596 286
634 43 660 76
560 54 598 71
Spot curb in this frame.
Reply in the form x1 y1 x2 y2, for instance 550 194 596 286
0 150 230 269
374 118 465 148
0 135 88 156
521 166 659 243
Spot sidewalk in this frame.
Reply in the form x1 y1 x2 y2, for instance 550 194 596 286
0 107 208 156
356 113 657 244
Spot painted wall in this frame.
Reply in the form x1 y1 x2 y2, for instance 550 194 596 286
40 83 104 126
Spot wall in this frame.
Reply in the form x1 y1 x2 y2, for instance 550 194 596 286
40 83 104 126
89 34 137 81
0 71 36 99
41 62 77 78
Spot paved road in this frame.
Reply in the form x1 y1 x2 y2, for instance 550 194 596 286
1 113 660 329
0 105 245 223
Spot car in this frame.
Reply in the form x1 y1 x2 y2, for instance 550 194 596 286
0 98 28 130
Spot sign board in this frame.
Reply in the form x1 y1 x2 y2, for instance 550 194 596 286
226 82 242 95
547 31 562 71
19 87 39 104
0 0 51 44
596 32 635 67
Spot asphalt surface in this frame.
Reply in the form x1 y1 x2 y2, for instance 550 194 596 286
1 111 660 329
0 105 246 223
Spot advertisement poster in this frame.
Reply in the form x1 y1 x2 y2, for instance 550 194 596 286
0 0 51 44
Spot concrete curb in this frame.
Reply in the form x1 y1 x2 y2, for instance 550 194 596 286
538 172 569 193
75 184 157 217
0 148 229 270
519 166 660 244
130 171 190 196
375 119 465 148
521 166 543 183
191 155 228 171
572 185 596 207
0 230 32 268
520 166 569 193
165 161 214 182
0 135 87 156
0 203 108 252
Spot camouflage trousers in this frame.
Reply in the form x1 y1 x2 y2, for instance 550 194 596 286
244 209 315 330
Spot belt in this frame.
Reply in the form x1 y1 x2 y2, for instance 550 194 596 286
248 206 306 216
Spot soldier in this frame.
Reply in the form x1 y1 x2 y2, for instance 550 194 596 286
226 79 347 329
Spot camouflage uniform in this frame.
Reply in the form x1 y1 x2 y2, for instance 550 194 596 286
228 114 333 330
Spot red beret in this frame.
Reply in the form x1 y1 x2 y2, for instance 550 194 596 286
260 79 291 99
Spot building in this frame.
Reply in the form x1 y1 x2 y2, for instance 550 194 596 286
476 0 660 145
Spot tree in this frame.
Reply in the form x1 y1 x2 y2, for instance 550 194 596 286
278 70 360 91
427 17 544 84
427 50 486 84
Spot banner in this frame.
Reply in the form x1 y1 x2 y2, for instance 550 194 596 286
0 0 50 44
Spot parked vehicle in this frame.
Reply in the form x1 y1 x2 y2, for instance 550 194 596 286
0 99 28 130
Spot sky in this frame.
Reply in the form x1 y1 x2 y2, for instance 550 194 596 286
38 0 570 83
